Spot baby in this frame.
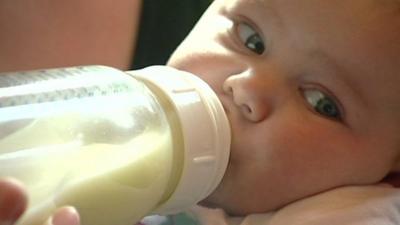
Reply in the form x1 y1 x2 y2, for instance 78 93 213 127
165 0 400 220
2 0 400 224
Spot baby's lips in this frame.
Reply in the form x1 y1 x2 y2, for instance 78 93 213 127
0 178 28 223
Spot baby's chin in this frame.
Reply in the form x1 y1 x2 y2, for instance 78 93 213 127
198 184 296 216
198 195 252 217
198 191 221 209
198 192 236 215
197 200 238 216
198 199 218 209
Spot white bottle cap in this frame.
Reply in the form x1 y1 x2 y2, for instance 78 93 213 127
127 66 231 214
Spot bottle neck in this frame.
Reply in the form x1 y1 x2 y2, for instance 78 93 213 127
144 81 186 206
127 66 231 214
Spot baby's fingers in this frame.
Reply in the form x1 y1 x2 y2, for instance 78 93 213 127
44 207 80 225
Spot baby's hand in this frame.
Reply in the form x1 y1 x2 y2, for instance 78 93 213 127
0 178 80 225
268 184 400 225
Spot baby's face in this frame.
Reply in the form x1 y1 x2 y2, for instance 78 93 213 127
167 0 400 215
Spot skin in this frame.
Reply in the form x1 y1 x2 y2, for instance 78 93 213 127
0 178 79 225
2 0 400 222
0 0 141 72
167 0 400 216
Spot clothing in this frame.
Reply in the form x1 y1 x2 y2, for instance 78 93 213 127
131 0 212 70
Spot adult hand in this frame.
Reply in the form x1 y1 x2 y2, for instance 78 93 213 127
0 178 80 225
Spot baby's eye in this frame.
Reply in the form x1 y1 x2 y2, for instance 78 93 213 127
236 22 265 55
303 89 342 120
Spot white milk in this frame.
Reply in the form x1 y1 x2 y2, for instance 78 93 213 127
0 117 179 225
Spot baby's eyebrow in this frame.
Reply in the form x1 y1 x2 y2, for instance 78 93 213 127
377 0 400 12
307 48 368 108
255 0 284 28
387 0 400 5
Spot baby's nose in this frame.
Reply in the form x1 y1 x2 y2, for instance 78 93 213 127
223 74 270 122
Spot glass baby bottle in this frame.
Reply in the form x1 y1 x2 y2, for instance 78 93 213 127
0 65 231 225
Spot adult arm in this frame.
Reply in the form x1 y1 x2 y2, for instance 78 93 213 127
0 0 141 72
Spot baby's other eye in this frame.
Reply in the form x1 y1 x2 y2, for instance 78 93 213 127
236 22 265 55
303 89 342 120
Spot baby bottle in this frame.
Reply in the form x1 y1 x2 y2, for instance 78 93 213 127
0 65 230 225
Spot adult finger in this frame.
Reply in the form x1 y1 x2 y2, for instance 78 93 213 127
44 207 80 225
0 178 27 225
